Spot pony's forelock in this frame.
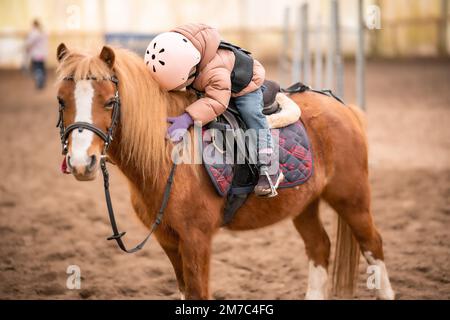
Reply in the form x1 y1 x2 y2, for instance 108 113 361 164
56 50 113 82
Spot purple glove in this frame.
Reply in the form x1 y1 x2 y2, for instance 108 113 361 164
167 112 194 142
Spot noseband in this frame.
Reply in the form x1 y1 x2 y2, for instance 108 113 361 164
57 75 176 254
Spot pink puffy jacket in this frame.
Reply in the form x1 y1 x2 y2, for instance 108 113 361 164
172 23 265 124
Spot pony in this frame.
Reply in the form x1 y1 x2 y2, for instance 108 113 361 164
55 43 395 300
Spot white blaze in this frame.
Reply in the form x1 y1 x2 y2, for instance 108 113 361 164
305 261 328 300
70 80 94 167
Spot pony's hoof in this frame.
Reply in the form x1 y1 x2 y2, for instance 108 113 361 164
304 291 326 300
376 288 395 300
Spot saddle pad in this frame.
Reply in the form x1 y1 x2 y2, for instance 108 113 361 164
203 120 313 197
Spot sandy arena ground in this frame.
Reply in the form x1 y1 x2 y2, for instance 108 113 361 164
0 59 449 299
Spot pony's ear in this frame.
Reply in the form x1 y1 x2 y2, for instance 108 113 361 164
57 43 68 63
99 46 115 69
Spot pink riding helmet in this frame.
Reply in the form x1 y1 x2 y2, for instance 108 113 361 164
144 32 201 91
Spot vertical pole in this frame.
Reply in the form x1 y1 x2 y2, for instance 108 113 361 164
332 0 344 99
314 14 323 89
99 0 106 35
239 0 249 46
301 3 310 84
292 5 302 83
325 1 335 89
438 0 449 56
279 7 290 87
357 0 366 109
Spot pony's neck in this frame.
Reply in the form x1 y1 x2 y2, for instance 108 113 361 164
166 90 197 116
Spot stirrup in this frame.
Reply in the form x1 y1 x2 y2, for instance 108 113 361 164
262 170 283 198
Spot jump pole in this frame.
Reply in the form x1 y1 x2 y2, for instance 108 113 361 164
332 0 344 99
279 6 290 87
356 0 366 110
314 13 323 89
301 3 310 84
292 5 302 83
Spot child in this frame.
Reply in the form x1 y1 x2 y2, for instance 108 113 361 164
144 23 282 196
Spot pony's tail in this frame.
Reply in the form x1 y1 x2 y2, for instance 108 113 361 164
331 216 360 298
331 104 365 298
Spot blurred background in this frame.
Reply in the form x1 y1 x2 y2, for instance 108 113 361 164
0 0 449 300
1 0 449 65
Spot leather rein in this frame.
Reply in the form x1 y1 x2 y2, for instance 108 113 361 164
57 75 176 253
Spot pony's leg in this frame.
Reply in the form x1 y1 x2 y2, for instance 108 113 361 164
179 230 212 300
293 199 331 300
345 210 394 300
160 242 185 300
326 191 395 300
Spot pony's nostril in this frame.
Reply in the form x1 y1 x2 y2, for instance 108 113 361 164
87 155 97 172
67 155 73 169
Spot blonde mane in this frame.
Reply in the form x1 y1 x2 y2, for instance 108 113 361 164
56 46 191 186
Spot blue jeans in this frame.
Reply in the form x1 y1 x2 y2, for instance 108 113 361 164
31 60 46 89
233 87 273 167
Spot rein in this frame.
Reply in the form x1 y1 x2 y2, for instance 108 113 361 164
57 75 176 253
102 161 177 253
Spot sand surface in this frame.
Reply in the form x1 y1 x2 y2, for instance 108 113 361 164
0 59 449 299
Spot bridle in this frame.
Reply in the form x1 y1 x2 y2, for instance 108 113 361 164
57 75 121 157
57 75 176 253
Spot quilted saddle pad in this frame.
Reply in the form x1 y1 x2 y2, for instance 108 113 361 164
203 120 313 197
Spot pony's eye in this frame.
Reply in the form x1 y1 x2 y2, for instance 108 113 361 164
104 99 115 110
57 97 65 108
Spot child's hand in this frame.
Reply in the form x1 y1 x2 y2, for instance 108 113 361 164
167 113 194 142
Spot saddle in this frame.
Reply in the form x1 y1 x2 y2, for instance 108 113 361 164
202 80 316 225
222 79 282 129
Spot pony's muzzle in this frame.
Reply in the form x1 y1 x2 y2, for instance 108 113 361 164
68 154 98 180
86 154 97 172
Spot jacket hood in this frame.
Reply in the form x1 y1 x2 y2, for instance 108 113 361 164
172 23 221 71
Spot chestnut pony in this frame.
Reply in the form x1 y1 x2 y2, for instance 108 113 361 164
55 43 395 300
